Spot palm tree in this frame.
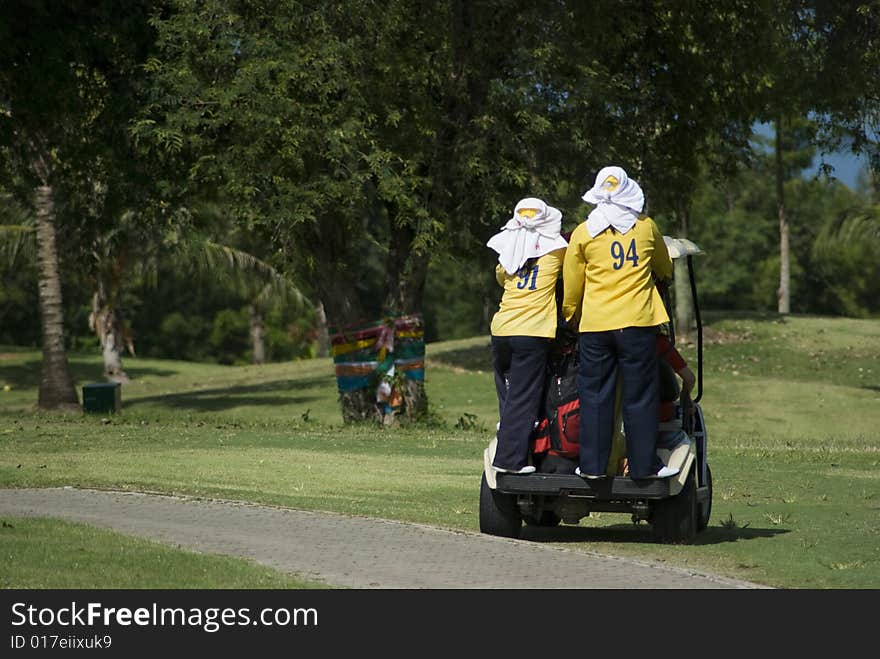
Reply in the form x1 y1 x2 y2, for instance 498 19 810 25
2 177 83 409
175 232 309 365
86 214 309 380
34 181 80 410
812 201 880 316
4 202 309 386
817 204 880 243
0 2 149 410
1 169 80 412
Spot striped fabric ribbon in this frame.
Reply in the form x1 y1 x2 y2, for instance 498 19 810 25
330 314 425 392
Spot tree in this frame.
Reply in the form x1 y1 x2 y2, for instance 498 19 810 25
812 200 880 315
810 1 880 183
135 0 579 419
132 1 880 417
750 2 880 314
133 0 375 322
172 221 310 364
133 0 401 418
544 1 777 334
0 1 154 409
768 116 818 314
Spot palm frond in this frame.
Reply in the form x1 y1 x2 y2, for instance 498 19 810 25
175 234 309 312
0 224 36 266
814 205 880 256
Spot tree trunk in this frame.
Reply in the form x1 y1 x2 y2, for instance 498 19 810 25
249 304 266 365
673 204 694 341
382 216 428 315
35 185 80 411
89 287 129 383
315 300 330 359
339 389 383 424
381 207 429 420
315 270 378 423
775 117 791 314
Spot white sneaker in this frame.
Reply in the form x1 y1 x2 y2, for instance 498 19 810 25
493 465 536 475
575 467 604 480
652 465 680 479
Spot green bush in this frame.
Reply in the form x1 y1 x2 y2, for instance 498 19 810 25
210 308 250 365
157 311 211 362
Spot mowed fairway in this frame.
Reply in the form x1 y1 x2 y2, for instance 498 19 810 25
1 314 878 588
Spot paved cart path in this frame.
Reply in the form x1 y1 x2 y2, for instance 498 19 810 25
0 488 765 589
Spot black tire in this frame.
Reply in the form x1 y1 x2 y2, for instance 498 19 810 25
697 464 713 531
523 510 561 527
479 472 522 538
650 467 697 544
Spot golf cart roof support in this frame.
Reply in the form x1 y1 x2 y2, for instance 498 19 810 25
687 254 703 404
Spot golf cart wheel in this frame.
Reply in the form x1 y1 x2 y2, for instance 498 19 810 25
697 464 713 531
650 466 697 544
479 472 522 539
523 510 561 527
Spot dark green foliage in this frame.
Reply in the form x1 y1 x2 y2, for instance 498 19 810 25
125 265 315 364
209 309 249 365
263 306 317 362
689 152 878 316
133 0 378 324
812 203 880 316
156 312 211 362
3 0 880 377
0 260 40 346
423 254 498 342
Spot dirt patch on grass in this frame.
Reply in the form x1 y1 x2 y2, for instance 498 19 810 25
425 344 493 373
679 327 755 347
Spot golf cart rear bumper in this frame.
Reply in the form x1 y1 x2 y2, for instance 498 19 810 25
495 473 673 499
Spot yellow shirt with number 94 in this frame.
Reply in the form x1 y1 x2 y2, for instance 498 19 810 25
562 216 672 332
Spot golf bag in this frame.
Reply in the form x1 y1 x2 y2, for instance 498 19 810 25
532 340 580 461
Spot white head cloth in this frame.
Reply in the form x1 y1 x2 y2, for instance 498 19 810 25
582 166 645 237
486 197 568 275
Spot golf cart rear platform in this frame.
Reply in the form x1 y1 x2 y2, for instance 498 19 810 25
481 431 711 543
496 473 673 498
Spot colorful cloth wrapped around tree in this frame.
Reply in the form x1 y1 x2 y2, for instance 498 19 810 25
330 314 425 423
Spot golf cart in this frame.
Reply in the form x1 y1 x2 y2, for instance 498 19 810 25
479 237 712 544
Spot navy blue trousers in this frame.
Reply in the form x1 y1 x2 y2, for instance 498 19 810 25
577 326 662 479
491 335 550 471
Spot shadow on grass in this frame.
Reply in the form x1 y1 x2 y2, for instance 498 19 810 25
691 526 791 544
701 310 787 324
428 344 493 372
521 522 790 545
126 377 333 412
0 359 180 389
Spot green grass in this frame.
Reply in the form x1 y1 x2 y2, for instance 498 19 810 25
0 516 327 589
1 314 878 588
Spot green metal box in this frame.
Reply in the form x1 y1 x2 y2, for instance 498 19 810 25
82 382 121 414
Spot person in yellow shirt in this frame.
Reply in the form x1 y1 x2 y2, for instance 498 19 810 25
562 166 677 480
487 197 568 474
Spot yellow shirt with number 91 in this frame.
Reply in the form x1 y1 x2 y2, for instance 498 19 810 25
490 248 566 338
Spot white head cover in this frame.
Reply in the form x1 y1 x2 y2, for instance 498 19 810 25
487 197 568 275
582 166 645 237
